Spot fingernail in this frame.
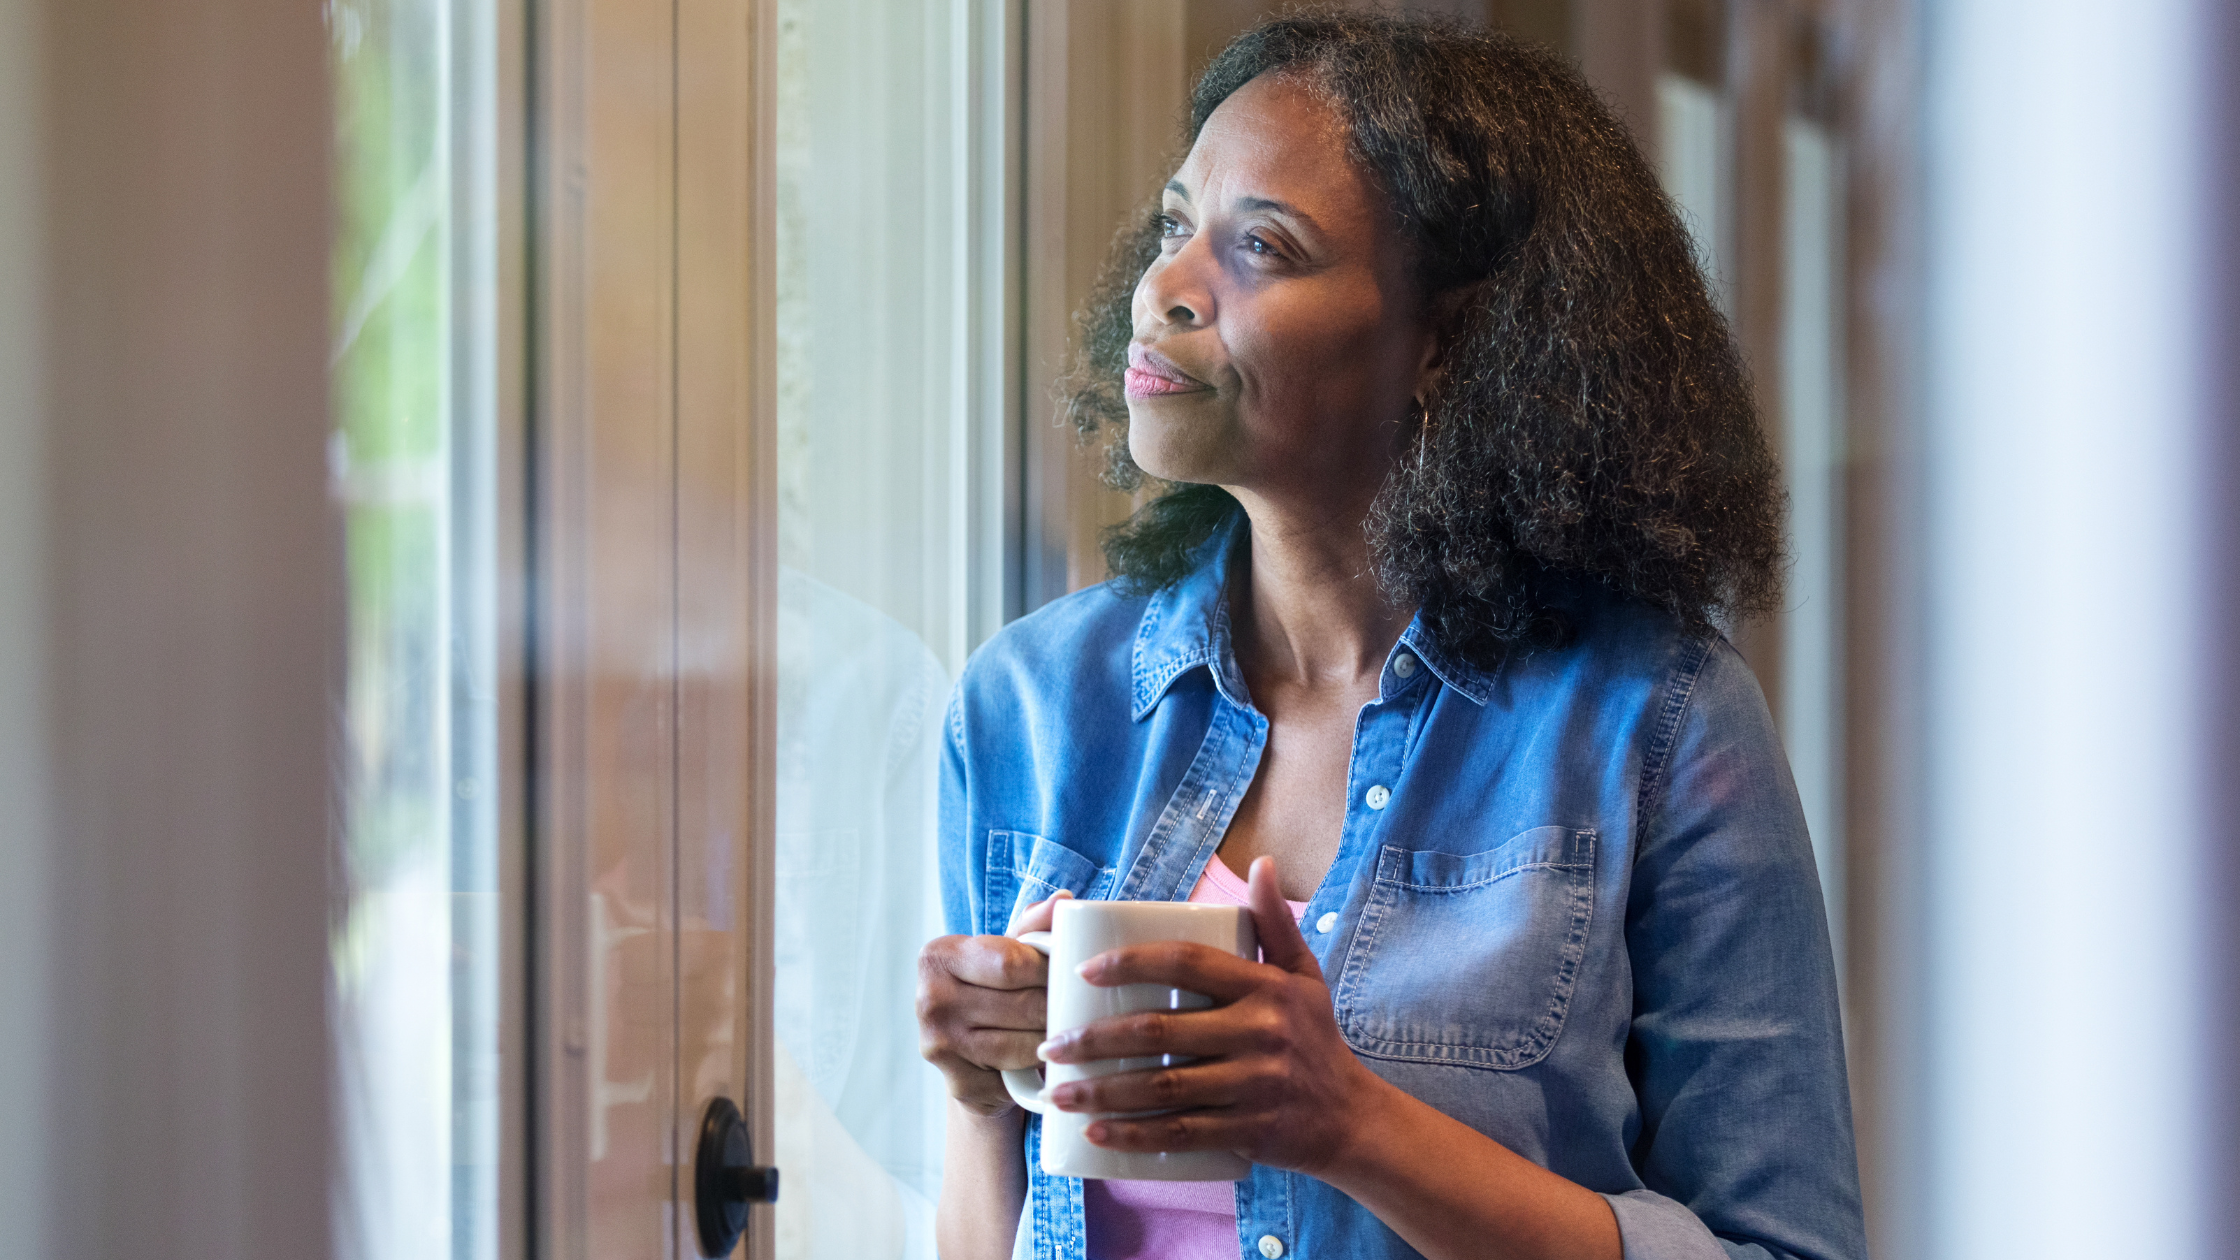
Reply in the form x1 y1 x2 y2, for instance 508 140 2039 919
1035 1036 1064 1061
1085 1122 1110 1144
1048 1085 1078 1109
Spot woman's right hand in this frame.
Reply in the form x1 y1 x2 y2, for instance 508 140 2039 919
915 890 1068 1116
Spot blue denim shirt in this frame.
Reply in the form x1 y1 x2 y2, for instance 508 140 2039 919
939 529 1867 1260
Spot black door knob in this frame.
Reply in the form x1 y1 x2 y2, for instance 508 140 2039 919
694 1095 778 1257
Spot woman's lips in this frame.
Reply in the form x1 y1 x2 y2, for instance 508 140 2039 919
1125 345 1211 398
1124 368 1203 397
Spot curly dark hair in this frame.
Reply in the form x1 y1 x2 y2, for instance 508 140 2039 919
1063 8 1786 664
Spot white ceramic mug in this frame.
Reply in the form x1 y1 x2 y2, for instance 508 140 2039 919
1003 897 1256 1181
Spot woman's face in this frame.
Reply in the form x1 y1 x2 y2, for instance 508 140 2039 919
1127 73 1438 507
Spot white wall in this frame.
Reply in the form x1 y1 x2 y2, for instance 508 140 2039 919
1923 0 2216 1255
0 1 337 1256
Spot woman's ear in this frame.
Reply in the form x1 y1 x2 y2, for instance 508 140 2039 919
1412 287 1474 406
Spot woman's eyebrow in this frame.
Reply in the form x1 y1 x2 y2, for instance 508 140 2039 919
1164 181 1324 235
1234 194 1322 234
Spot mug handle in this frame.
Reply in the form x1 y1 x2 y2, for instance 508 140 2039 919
1001 931 1056 1114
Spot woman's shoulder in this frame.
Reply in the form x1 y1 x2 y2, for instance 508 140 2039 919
955 579 1149 713
1546 586 1786 798
1498 584 1773 759
1511 583 1736 695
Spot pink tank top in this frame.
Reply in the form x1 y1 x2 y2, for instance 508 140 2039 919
1081 858 1308 1260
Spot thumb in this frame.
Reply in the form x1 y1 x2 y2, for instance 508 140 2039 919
1007 887 1071 936
1246 857 1321 979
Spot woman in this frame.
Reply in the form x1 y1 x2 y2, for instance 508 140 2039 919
916 12 1864 1260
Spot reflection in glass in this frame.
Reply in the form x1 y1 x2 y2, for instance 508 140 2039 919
329 1 498 1257
773 0 1002 1255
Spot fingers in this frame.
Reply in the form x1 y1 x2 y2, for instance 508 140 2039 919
1076 939 1267 1001
929 933 1051 991
913 981 1043 1058
1246 856 1322 979
916 950 1046 1042
1083 1108 1261 1155
940 1026 1047 1073
920 978 1045 1033
1046 1058 1258 1116
916 932 1052 1105
1037 1003 1287 1066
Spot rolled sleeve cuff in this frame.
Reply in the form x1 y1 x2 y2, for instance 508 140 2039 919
1603 1189 1727 1260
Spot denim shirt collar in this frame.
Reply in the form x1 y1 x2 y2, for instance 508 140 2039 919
1127 512 1497 719
1394 617 1498 705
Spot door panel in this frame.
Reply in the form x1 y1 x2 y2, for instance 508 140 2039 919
677 0 777 1256
536 0 675 1245
535 0 772 1255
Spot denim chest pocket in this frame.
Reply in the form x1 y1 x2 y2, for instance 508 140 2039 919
985 830 1117 933
1332 826 1597 1070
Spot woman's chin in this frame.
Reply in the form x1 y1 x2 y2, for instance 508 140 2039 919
1124 411 1236 487
1130 447 1226 488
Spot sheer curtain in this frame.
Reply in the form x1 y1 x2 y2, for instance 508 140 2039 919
772 0 1011 1256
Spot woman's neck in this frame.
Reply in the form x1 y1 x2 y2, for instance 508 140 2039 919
1226 490 1415 692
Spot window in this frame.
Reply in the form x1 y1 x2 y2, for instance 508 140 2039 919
319 6 1858 1257
1780 37 1846 974
1657 0 1733 314
329 1 501 1255
771 0 1014 1255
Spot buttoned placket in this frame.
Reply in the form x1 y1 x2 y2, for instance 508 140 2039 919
1240 648 1430 1260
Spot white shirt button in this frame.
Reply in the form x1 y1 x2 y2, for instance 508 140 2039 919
1257 1236 1285 1259
1364 784 1391 810
1393 652 1417 678
1315 911 1338 934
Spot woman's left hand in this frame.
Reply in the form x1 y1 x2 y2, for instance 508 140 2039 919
1038 856 1393 1178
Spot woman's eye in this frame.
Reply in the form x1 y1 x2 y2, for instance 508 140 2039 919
1155 213 1186 239
1244 233 1280 258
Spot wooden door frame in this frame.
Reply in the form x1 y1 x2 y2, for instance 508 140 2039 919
525 0 777 1252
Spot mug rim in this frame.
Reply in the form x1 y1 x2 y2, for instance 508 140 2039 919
1051 897 1248 914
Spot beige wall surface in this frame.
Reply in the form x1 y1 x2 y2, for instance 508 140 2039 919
0 0 52 1252
11 1 339 1258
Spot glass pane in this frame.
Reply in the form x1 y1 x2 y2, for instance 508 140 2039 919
1656 71 1733 315
772 0 997 1255
1781 115 1845 972
329 0 500 1256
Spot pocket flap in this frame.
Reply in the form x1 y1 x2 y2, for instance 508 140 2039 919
1008 833 1102 895
1376 826 1596 892
987 831 1112 933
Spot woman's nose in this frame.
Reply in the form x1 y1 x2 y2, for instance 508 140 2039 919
1138 241 1213 329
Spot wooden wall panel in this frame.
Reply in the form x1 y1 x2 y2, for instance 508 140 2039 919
1832 0 1925 1254
1726 0 1790 720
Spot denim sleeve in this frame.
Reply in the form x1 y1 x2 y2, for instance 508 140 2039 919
1615 641 1868 1260
938 685 976 939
